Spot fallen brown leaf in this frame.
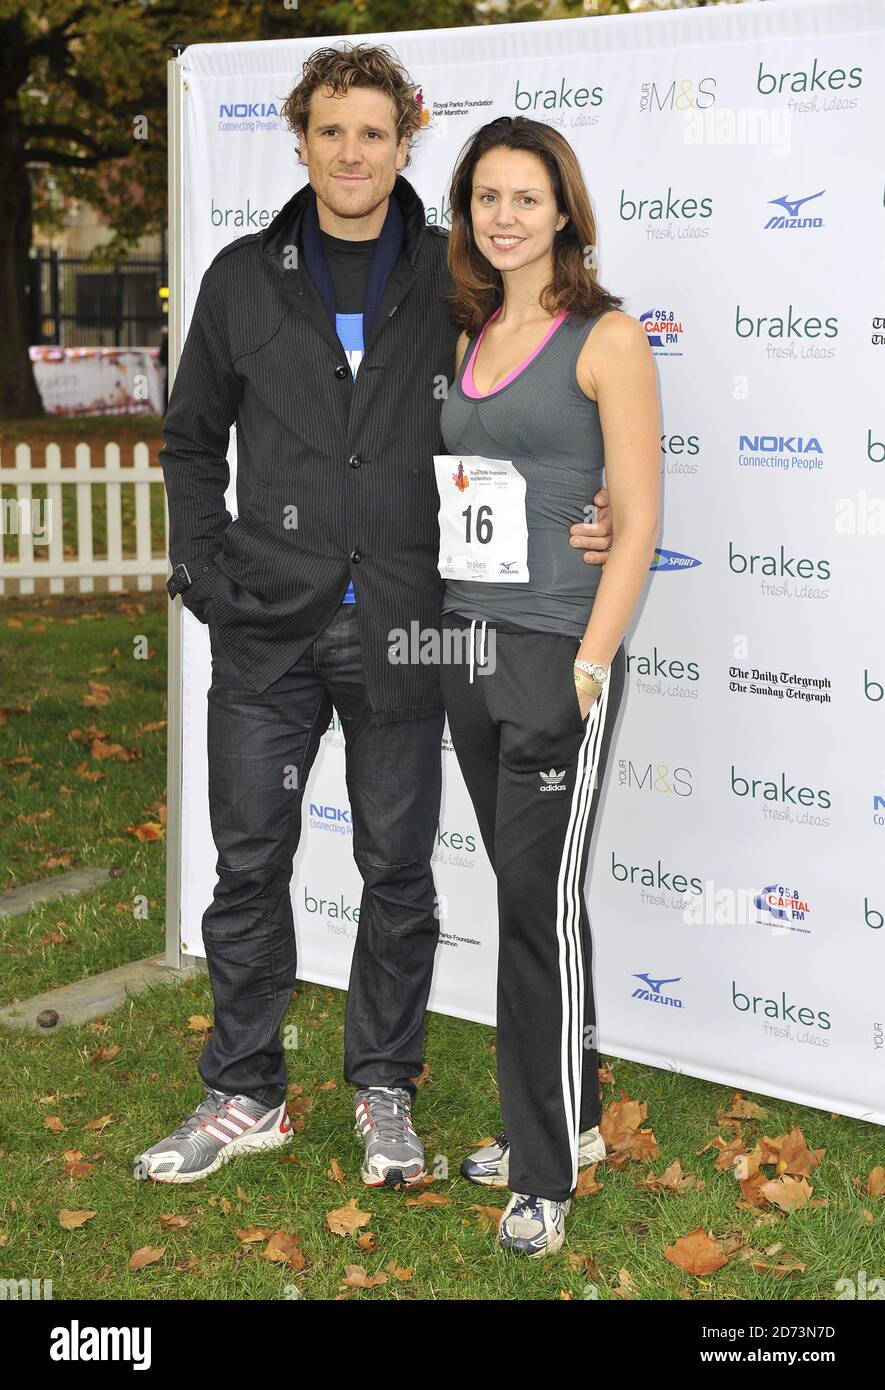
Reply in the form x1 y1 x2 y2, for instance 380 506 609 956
341 1264 388 1289
664 1227 729 1276
575 1163 603 1197
128 1246 165 1271
261 1231 305 1270
865 1166 885 1198
326 1198 372 1236
59 1209 96 1230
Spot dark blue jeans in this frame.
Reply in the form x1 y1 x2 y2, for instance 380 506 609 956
197 604 445 1108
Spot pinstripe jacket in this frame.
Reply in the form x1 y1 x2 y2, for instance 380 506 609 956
159 174 458 723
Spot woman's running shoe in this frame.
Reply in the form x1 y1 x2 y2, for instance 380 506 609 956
498 1192 570 1258
354 1086 425 1187
460 1125 606 1187
133 1088 291 1183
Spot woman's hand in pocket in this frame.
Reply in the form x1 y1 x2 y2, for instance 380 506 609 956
575 681 599 723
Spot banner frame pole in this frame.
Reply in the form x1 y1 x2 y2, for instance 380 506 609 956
163 54 190 971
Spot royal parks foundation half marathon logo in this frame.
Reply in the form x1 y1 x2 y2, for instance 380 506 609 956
412 83 494 133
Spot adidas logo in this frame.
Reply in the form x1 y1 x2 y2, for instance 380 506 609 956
539 768 567 792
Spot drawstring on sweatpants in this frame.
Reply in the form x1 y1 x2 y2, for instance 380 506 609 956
468 618 488 684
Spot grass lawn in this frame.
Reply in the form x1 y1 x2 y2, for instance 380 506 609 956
0 450 882 1301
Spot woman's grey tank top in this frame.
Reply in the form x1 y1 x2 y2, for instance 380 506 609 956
439 309 616 638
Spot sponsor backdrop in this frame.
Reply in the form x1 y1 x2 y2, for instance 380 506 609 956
170 0 885 1124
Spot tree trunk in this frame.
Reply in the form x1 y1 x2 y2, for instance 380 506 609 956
0 10 45 421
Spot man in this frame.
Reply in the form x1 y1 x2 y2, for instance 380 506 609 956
136 42 612 1188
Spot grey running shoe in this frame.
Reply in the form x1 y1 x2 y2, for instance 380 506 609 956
354 1086 425 1187
498 1192 571 1258
133 1088 291 1183
461 1125 606 1187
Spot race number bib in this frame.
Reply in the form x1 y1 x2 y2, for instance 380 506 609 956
433 454 529 583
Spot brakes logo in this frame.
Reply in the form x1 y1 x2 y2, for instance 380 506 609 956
631 972 684 1008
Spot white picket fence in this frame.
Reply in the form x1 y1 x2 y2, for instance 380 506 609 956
0 442 168 598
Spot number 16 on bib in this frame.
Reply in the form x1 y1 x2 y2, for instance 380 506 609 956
433 455 530 583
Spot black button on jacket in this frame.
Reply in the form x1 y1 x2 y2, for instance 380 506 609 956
159 174 458 724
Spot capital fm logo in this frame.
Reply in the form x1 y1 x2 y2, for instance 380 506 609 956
754 883 812 936
640 308 685 356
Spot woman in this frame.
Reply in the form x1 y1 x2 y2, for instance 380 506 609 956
436 116 661 1257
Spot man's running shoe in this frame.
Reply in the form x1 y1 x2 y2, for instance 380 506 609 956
354 1086 425 1187
498 1192 570 1258
460 1125 606 1188
133 1088 291 1183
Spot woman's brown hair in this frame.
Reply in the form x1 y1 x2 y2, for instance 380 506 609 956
446 115 623 336
280 42 423 166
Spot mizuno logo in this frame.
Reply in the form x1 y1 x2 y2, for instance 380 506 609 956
767 191 824 219
634 971 681 994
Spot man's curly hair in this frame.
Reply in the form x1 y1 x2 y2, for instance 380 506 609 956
281 42 424 166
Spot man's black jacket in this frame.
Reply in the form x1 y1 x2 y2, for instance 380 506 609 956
159 173 459 723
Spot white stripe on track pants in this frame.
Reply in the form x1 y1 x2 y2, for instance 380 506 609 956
440 614 627 1202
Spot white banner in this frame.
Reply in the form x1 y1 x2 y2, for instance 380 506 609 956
171 0 885 1123
29 346 165 416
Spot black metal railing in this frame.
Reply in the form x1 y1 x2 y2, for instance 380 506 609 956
28 250 168 348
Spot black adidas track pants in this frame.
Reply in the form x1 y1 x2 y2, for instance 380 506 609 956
439 613 627 1202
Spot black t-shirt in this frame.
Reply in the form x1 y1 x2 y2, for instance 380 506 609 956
318 229 378 312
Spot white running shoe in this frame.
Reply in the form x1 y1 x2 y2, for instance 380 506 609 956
461 1125 605 1188
498 1192 571 1258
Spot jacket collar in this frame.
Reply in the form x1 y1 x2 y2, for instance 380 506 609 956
259 173 428 359
259 172 428 270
